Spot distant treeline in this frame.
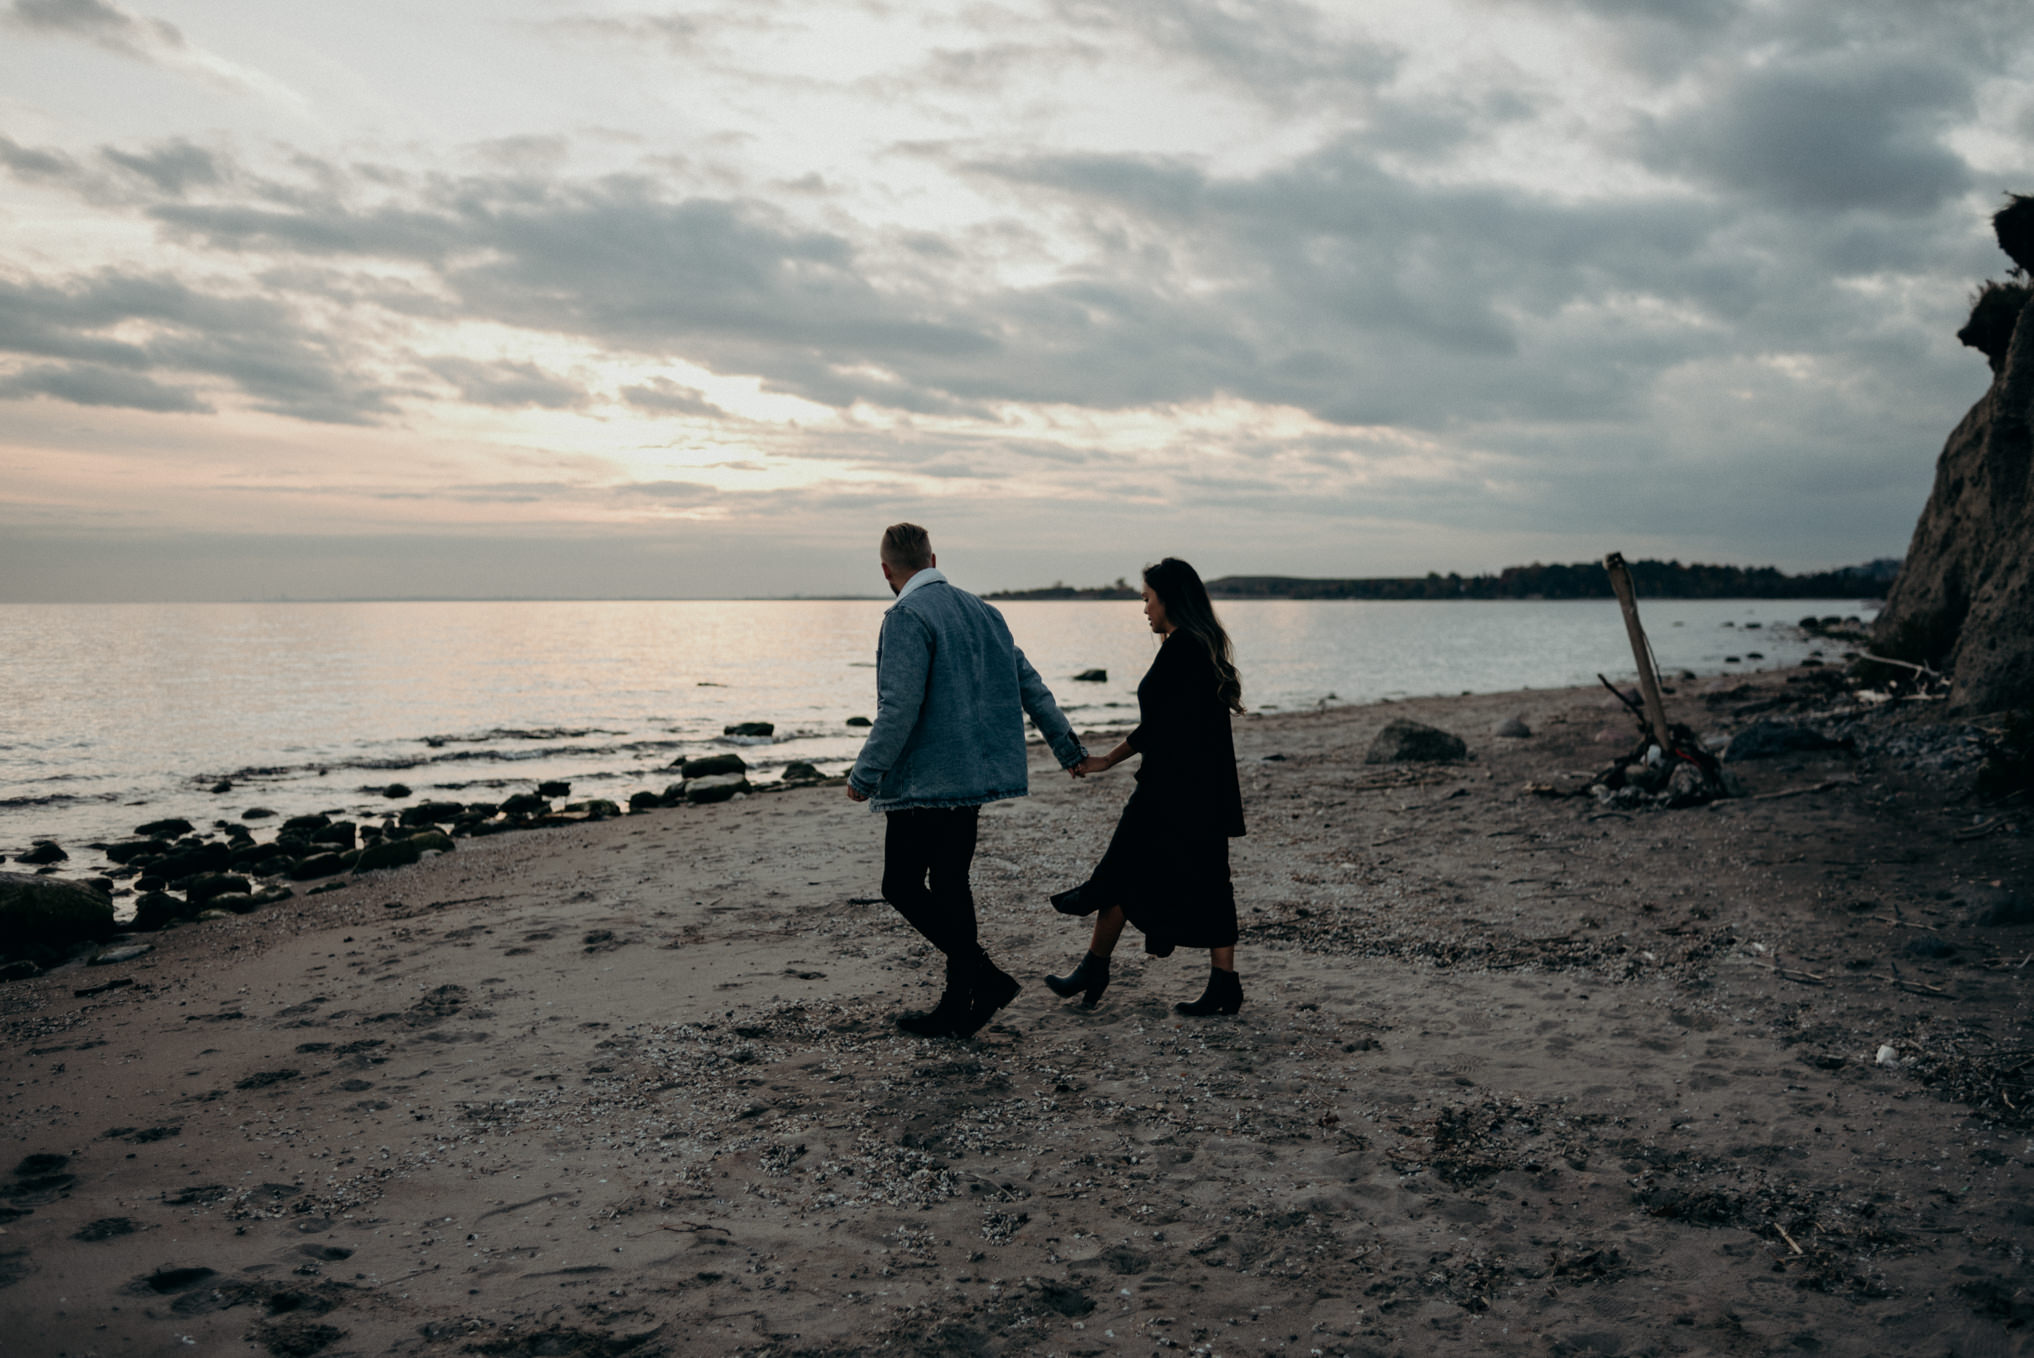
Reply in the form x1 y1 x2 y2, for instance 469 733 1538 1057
989 559 1899 602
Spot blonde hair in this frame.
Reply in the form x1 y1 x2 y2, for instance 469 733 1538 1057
880 522 933 570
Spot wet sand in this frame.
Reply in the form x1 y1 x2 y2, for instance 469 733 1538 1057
2 672 2031 1357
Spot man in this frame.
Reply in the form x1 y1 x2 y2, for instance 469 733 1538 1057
847 523 1088 1038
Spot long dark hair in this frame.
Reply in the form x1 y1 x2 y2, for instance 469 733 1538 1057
1145 557 1243 714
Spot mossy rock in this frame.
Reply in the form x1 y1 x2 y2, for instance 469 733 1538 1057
681 753 747 779
0 872 115 949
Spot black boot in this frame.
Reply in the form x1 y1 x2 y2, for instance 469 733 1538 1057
954 951 1020 1038
1174 966 1242 1017
897 950 976 1037
1044 951 1111 1008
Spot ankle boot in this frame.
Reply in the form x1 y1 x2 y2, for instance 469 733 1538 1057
897 949 977 1037
1044 951 1111 1008
953 951 1020 1038
1174 966 1243 1017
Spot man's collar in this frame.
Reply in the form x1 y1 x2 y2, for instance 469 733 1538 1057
894 566 947 603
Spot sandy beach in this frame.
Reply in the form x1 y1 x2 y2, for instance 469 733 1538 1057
3 671 2030 1358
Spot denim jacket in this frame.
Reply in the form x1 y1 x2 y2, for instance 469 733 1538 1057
848 569 1087 810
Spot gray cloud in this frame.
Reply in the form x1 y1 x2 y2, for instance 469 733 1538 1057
0 361 209 412
422 357 585 410
6 0 183 59
619 377 729 418
1051 0 1398 109
101 139 222 195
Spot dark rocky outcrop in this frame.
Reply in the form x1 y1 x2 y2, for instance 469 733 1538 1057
684 773 749 804
1073 669 1108 682
0 873 114 950
15 842 67 865
682 753 747 779
846 716 872 728
1874 193 2034 713
499 793 549 819
780 761 822 782
134 818 192 839
1364 719 1467 764
724 722 775 738
397 801 464 828
537 781 571 798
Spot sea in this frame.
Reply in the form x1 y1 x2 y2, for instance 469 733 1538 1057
0 596 1877 857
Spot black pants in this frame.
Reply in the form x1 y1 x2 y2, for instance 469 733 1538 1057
882 806 981 963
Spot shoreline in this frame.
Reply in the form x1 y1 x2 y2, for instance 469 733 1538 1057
2 670 2029 1355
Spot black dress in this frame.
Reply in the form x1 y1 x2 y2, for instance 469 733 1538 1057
1068 630 1245 951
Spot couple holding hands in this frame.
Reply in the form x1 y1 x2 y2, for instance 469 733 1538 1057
845 523 1246 1039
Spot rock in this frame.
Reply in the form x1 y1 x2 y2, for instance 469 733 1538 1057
1363 719 1467 764
194 908 233 922
282 813 330 832
206 893 257 914
249 855 295 879
382 783 412 799
723 722 775 738
144 842 232 882
16 841 67 865
1662 762 1713 808
407 830 455 855
186 874 252 908
398 801 464 827
628 791 662 812
0 960 39 981
0 873 115 948
780 761 822 782
1073 669 1108 682
311 821 357 848
464 801 499 818
209 780 233 795
104 839 169 865
1723 722 1849 761
134 818 192 838
89 943 154 966
685 773 749 804
565 800 621 820
131 890 195 931
242 807 276 820
1596 785 1650 811
660 782 687 807
1872 199 2034 712
846 716 872 728
1967 885 2034 927
353 838 421 873
250 886 293 906
1905 933 1958 960
537 780 571 798
682 753 748 779
288 853 351 881
500 794 549 818
1493 717 1531 739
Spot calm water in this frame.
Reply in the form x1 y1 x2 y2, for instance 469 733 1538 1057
0 596 1873 855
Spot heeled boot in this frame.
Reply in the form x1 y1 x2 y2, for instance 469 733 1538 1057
1044 950 1111 1008
1173 966 1243 1017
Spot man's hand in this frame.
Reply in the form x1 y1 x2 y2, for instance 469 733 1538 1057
1074 755 1112 776
846 784 868 802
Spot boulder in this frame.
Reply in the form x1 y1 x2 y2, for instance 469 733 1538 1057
1073 669 1108 682
135 817 193 838
0 873 114 949
723 722 775 739
104 839 170 865
682 753 747 779
288 853 352 881
242 807 276 820
16 841 67 865
780 761 822 782
537 780 571 798
500 793 549 818
282 812 331 832
209 780 233 795
685 773 749 804
186 873 252 908
398 801 464 827
311 821 357 848
249 855 296 879
660 782 687 807
382 783 412 799
628 791 662 812
407 830 455 855
565 800 621 820
131 890 196 931
149 842 232 882
210 893 259 914
1363 719 1467 764
1493 717 1531 739
1723 723 1849 762
846 716 872 728
1872 196 2034 712
353 838 421 873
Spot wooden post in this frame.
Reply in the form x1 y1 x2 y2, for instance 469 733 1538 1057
1603 552 1674 747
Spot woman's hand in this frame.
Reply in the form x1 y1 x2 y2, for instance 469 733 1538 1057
1074 755 1113 776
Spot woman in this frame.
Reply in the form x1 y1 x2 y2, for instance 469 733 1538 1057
1046 558 1247 1016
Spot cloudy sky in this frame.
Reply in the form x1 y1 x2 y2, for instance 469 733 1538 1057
1 0 2028 600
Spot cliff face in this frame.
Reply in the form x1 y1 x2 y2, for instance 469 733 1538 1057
1874 233 2034 713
